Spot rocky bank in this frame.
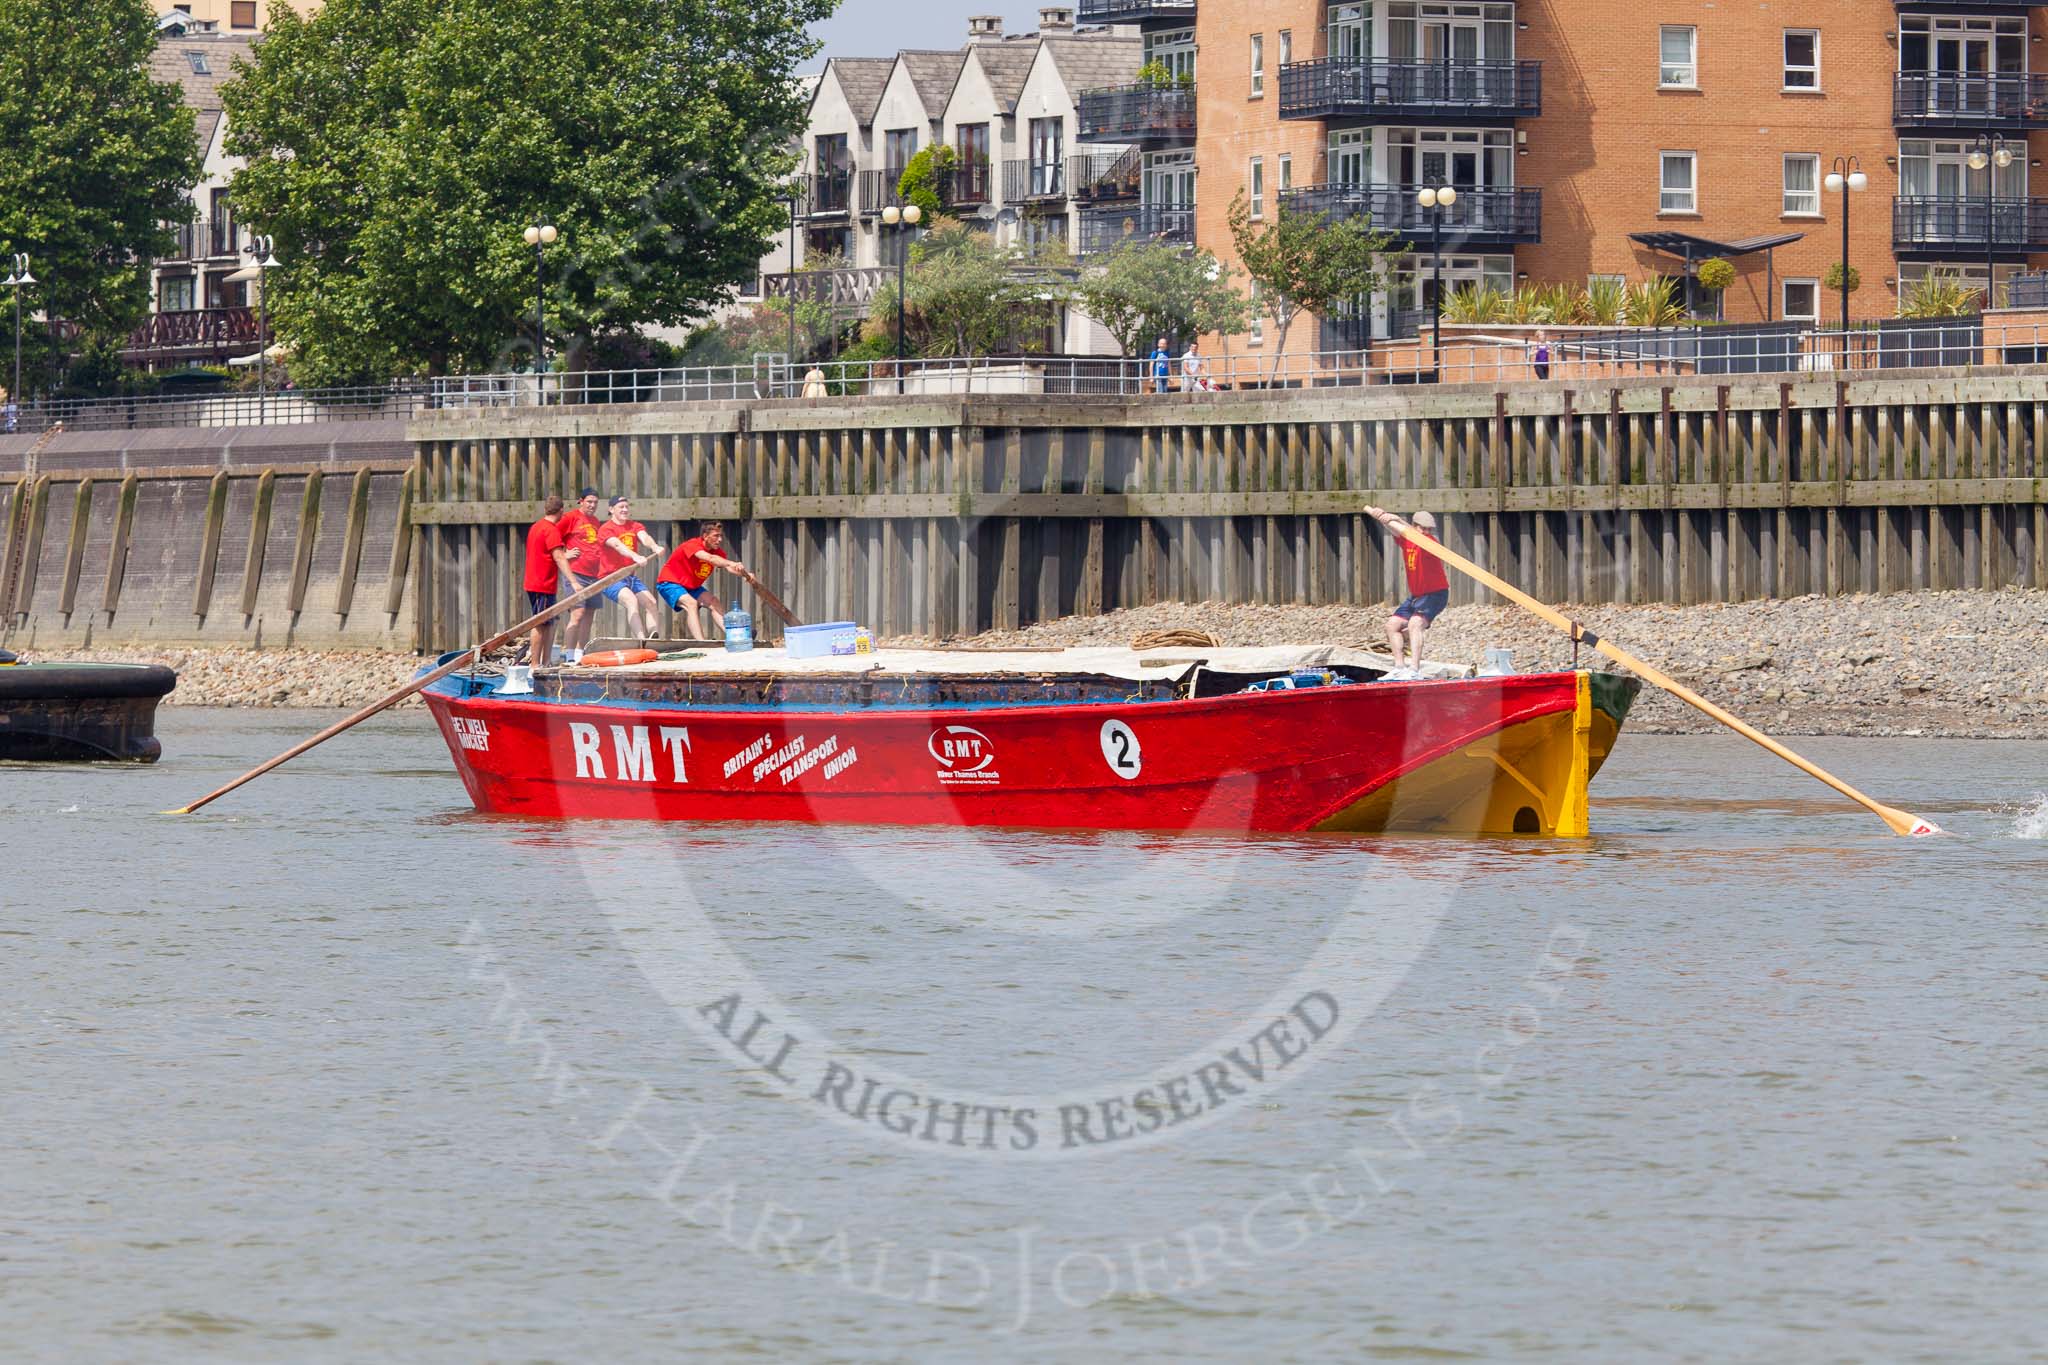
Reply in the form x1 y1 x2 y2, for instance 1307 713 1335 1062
921 589 2048 740
23 589 2048 737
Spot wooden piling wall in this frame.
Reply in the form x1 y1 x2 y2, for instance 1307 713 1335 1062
3 369 2042 655
408 373 2048 651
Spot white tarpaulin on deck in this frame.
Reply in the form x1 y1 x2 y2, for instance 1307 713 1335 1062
577 644 1467 682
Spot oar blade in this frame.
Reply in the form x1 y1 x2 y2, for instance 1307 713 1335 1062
1875 803 1944 838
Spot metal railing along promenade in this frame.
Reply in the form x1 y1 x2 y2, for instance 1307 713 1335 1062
9 321 2046 435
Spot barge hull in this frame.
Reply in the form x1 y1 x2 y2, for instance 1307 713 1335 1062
422 670 1637 836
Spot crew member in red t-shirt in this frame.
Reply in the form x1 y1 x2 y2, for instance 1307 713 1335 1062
520 494 577 664
595 496 664 642
656 520 746 641
1382 510 1451 680
554 489 603 658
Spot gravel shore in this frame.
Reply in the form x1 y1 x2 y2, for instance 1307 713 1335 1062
916 589 2048 739
24 589 2048 737
28 646 426 710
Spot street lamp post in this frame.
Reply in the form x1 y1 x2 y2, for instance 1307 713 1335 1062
1415 185 1458 378
4 253 33 417
1823 157 1866 335
778 189 800 391
880 202 923 395
522 222 558 401
1967 134 2014 309
245 235 280 421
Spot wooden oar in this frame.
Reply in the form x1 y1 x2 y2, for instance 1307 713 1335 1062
165 557 649 816
738 568 803 627
1364 506 1942 838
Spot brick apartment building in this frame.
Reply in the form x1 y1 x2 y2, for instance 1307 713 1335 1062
1085 0 2046 351
150 0 317 32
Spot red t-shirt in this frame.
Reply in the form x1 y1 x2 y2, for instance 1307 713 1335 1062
558 509 602 576
659 537 724 589
523 517 565 594
1402 530 1451 596
597 519 650 574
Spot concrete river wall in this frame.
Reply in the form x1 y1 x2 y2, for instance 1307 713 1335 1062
5 369 2045 653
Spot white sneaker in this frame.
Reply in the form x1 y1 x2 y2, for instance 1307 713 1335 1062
1382 667 1414 681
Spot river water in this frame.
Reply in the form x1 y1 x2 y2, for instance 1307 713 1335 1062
4 711 2044 1362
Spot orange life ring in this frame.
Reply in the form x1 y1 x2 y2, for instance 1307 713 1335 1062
578 649 658 669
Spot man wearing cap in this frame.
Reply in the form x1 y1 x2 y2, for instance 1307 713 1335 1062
1384 510 1450 680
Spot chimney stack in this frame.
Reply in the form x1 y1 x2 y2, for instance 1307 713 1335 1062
1038 7 1076 31
967 15 1003 41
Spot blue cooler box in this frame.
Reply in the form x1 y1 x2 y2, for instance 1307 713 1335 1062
783 621 859 659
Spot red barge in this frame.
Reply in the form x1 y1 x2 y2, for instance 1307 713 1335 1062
420 646 1640 837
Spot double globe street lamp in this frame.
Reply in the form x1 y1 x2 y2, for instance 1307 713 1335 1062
227 234 282 419
5 253 35 420
1967 135 2014 309
880 202 922 395
1823 157 1866 334
523 222 558 400
1416 185 1458 377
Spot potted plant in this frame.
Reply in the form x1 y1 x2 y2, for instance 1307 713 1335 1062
1695 256 1735 320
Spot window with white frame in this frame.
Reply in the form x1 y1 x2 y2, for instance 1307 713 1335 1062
1278 153 1292 196
1251 34 1265 97
1660 151 1697 212
1783 30 1819 89
1783 154 1820 215
1279 29 1292 67
1783 279 1820 323
1659 26 1697 88
1146 29 1196 81
1250 283 1265 345
1250 156 1265 218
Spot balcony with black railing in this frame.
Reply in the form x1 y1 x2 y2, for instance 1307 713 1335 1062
1280 183 1542 248
858 168 908 216
1279 59 1541 123
1070 150 1142 204
951 159 994 207
1075 0 1196 24
1893 195 2048 254
1077 83 1196 147
1078 203 1195 256
1894 73 2048 129
804 170 854 216
1895 0 2032 8
1003 159 1069 203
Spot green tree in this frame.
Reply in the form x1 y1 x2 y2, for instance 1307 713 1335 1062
1074 240 1249 358
870 219 1067 357
0 0 200 396
222 0 830 386
1228 192 1402 377
897 146 957 220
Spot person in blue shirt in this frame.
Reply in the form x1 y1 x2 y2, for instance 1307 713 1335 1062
1150 337 1171 395
0 386 16 434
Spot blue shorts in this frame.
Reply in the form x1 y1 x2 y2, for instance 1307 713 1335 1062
602 575 648 603
656 580 707 610
1393 589 1450 623
526 591 555 615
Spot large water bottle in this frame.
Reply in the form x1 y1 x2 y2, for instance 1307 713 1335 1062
723 608 754 653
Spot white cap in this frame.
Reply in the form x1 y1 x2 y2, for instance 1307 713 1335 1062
1412 511 1437 530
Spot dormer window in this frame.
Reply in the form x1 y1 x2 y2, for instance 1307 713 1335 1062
185 50 210 74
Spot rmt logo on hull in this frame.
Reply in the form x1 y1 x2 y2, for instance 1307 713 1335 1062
930 726 999 785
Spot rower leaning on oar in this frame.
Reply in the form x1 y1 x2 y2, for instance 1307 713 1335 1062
1363 504 1943 838
1384 509 1450 680
556 489 604 659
